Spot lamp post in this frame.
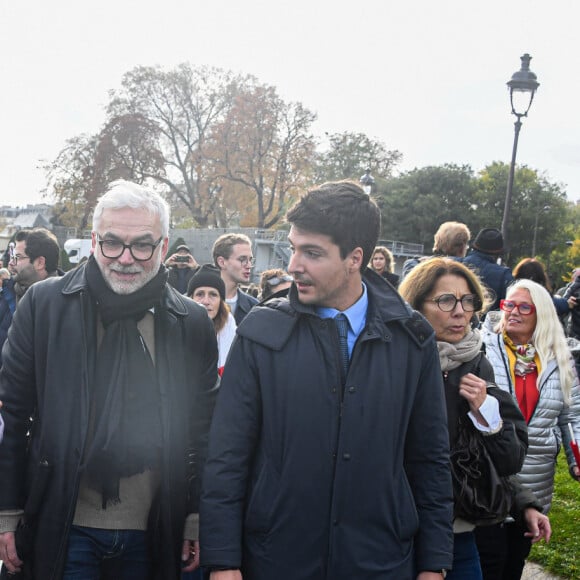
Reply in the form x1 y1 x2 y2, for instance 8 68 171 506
500 53 540 254
360 168 375 195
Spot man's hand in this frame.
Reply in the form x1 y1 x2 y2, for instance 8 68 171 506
210 571 243 580
165 253 197 268
165 254 179 267
181 539 200 572
523 507 552 544
0 531 23 574
417 572 445 579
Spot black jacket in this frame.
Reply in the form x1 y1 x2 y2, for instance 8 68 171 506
167 265 198 295
443 353 528 484
563 278 580 339
380 270 400 288
200 270 454 579
462 251 513 311
0 265 219 579
0 278 16 367
233 287 258 325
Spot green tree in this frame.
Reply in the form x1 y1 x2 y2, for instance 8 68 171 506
473 162 570 267
544 203 580 287
377 164 477 246
59 248 72 272
376 161 574 272
315 131 402 184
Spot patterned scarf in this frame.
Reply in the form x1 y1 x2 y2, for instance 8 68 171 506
504 332 538 376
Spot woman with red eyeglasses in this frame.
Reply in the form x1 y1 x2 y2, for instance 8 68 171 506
476 279 580 579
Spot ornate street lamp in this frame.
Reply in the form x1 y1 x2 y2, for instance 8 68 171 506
501 53 540 253
360 168 375 195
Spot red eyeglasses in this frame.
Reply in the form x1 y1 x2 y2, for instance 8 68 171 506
500 299 536 315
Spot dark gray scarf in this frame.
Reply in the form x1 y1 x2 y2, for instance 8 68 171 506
83 256 168 508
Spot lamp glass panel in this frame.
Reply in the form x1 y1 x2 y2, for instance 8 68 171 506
511 89 534 115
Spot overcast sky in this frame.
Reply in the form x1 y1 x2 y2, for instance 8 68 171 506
1 0 579 208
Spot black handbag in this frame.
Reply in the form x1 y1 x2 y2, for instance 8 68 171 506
450 415 512 526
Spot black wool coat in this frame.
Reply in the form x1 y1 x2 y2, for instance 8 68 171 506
0 264 219 580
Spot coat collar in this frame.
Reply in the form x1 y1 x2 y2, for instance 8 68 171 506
61 262 189 317
288 268 412 325
467 249 498 263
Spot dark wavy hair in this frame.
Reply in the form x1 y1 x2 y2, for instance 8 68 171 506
286 181 380 271
16 228 60 272
512 258 552 292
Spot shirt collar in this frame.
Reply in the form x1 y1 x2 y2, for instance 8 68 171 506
316 283 368 336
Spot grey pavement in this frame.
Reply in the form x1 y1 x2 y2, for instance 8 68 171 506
522 561 565 579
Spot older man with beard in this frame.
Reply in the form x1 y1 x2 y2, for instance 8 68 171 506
0 180 219 579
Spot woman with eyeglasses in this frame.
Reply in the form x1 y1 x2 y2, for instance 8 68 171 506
475 278 580 579
399 258 528 580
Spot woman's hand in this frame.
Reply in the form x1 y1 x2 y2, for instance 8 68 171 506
459 373 489 426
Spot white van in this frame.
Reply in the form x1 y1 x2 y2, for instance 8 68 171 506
64 239 92 264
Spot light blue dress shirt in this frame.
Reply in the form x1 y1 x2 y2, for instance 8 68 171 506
316 283 368 359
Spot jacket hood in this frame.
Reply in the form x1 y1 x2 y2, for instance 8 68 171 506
286 267 411 323
467 249 499 263
238 267 432 351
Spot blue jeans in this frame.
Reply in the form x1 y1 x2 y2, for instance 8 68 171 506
63 525 150 580
447 531 483 580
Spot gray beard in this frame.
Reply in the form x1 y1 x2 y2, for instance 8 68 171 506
96 257 161 295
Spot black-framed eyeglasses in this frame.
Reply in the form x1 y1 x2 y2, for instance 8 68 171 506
266 275 293 287
10 254 30 265
235 256 255 266
500 299 536 315
97 236 163 261
428 293 481 312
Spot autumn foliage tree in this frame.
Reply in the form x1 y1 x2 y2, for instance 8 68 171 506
45 113 164 230
46 64 318 229
213 83 316 228
105 64 243 227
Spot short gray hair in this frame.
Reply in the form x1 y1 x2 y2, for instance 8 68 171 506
92 180 170 236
